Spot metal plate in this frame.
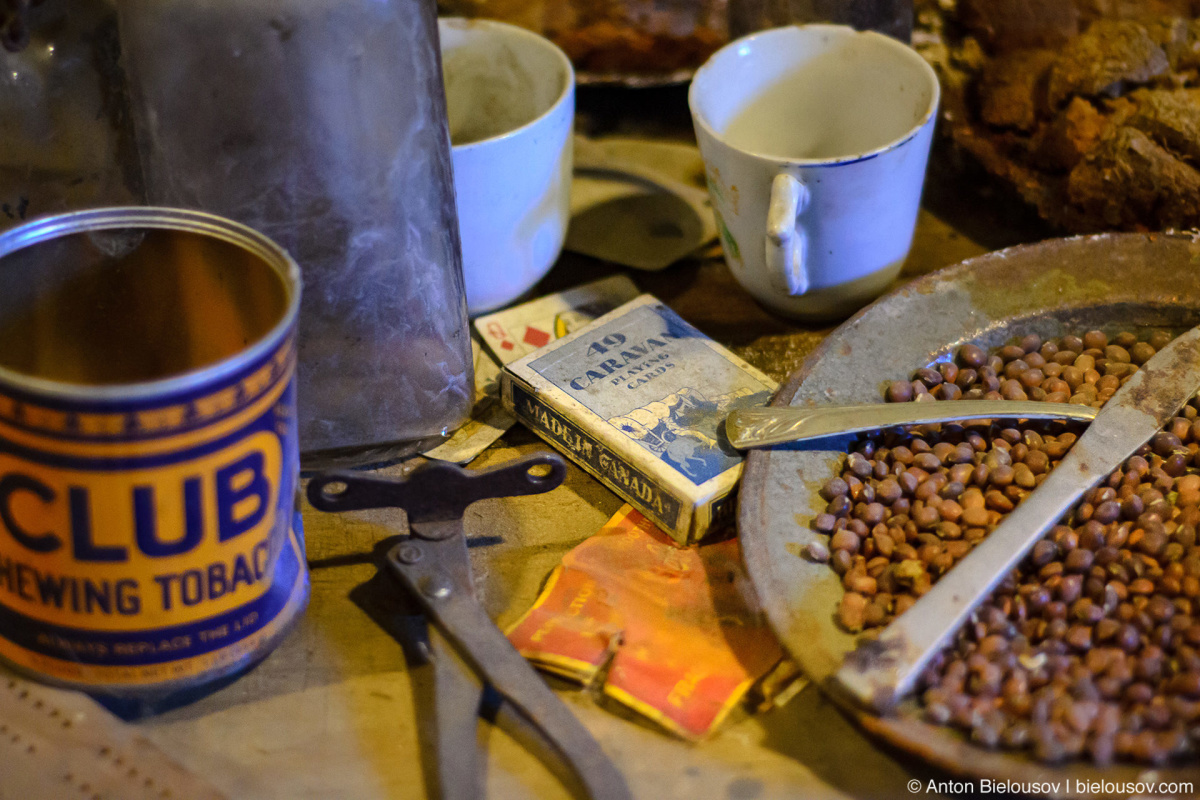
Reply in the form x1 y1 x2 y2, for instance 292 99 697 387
738 232 1200 796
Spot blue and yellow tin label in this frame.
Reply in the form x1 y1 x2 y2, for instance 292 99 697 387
0 208 308 697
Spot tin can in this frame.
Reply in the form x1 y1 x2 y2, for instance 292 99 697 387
0 208 308 707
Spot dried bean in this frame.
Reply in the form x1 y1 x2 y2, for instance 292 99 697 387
804 541 831 562
886 380 914 402
839 593 867 632
1130 341 1156 364
814 329 1200 766
830 529 861 553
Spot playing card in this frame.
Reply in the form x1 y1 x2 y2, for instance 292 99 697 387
424 338 515 464
422 400 515 464
475 274 639 365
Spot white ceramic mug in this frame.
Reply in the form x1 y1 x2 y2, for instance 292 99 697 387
688 24 940 320
439 18 575 316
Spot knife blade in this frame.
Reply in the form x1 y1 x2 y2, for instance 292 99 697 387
832 325 1200 713
726 400 1098 449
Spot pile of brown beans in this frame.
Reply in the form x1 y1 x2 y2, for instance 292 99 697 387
809 330 1200 765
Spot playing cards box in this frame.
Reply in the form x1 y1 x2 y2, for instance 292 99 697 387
500 295 778 544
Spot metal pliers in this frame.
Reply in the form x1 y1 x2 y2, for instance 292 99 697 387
307 453 630 800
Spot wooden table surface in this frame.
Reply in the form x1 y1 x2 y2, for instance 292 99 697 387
63 86 1060 799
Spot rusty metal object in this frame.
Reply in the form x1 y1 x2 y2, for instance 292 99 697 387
306 454 631 800
738 232 1200 795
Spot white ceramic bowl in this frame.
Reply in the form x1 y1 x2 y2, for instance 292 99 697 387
439 18 576 316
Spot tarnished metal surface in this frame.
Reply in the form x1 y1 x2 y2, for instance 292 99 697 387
738 232 1200 795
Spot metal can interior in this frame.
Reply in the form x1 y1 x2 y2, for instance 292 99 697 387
0 208 299 392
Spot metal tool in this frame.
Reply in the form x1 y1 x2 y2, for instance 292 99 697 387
726 400 1098 449
833 325 1200 713
306 453 631 800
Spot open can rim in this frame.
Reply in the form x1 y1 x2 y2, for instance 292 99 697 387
0 206 303 403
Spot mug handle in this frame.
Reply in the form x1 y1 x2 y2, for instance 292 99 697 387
765 173 811 296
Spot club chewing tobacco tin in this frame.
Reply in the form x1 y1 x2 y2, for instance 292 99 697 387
0 208 308 703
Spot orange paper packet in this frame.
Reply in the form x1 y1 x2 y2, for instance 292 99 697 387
506 505 788 739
